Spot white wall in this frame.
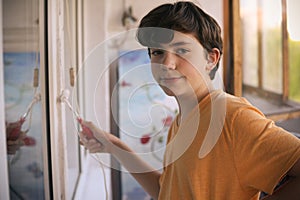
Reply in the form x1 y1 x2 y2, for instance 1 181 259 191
106 0 223 36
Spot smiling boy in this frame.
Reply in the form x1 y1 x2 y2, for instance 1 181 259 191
80 2 300 199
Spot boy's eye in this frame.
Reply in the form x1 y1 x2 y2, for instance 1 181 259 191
150 48 190 57
175 48 189 54
151 49 164 56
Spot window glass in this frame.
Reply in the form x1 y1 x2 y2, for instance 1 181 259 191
117 49 178 199
240 0 283 94
261 0 282 93
3 0 48 199
240 0 259 87
287 0 300 102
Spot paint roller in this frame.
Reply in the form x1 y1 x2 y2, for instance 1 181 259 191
59 89 95 139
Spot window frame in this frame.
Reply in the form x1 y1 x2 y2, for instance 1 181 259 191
223 0 300 121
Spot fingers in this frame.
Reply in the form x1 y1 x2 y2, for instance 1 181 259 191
6 120 23 131
79 131 105 153
78 119 92 126
7 139 24 146
79 131 88 144
7 139 24 154
7 144 21 154
19 131 27 140
78 120 98 140
78 120 107 143
87 140 103 153
6 120 25 140
78 120 95 132
78 120 116 153
79 120 104 137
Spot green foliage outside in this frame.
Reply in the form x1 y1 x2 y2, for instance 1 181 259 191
264 28 282 93
264 27 300 102
289 39 300 102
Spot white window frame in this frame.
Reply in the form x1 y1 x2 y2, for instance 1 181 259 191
0 0 10 198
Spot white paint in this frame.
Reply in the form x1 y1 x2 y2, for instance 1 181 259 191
47 0 70 198
0 0 10 198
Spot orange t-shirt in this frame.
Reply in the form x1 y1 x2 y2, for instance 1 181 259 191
158 90 300 200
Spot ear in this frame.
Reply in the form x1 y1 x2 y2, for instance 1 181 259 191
205 48 220 72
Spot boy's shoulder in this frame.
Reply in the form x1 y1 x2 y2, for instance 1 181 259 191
223 92 265 118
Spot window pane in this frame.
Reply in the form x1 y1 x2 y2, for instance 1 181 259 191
117 50 178 199
240 0 259 87
261 0 282 93
287 0 300 102
63 0 81 196
3 0 48 199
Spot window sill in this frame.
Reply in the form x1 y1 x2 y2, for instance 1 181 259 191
243 91 300 122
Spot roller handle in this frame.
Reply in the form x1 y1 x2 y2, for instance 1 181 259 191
77 118 95 140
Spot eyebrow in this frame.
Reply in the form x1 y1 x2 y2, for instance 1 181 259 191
149 41 192 49
169 41 191 47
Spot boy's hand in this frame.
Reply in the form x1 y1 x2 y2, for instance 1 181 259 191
6 120 26 154
79 135 104 153
7 131 26 154
78 120 115 153
6 119 25 141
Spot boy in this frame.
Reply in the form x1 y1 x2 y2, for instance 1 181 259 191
80 1 300 199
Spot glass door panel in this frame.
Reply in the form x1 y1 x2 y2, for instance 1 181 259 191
3 0 50 199
116 49 178 199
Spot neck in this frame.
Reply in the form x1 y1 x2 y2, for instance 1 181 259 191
175 87 212 125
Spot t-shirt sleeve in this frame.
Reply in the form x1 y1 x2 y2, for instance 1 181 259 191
231 106 300 194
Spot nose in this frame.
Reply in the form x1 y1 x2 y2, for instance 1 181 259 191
162 52 176 70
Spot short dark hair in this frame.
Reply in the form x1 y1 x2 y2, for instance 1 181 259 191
136 1 223 79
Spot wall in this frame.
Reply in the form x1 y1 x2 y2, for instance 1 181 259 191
106 0 223 33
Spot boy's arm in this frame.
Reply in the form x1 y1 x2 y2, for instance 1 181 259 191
262 158 300 200
111 137 161 200
79 120 161 200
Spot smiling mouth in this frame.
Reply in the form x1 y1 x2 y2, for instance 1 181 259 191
160 76 184 83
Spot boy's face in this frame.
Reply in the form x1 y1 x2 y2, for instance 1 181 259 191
149 31 212 98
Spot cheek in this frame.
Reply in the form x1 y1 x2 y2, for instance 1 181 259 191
177 61 208 87
190 56 207 72
151 66 160 81
184 68 203 84
179 57 206 76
